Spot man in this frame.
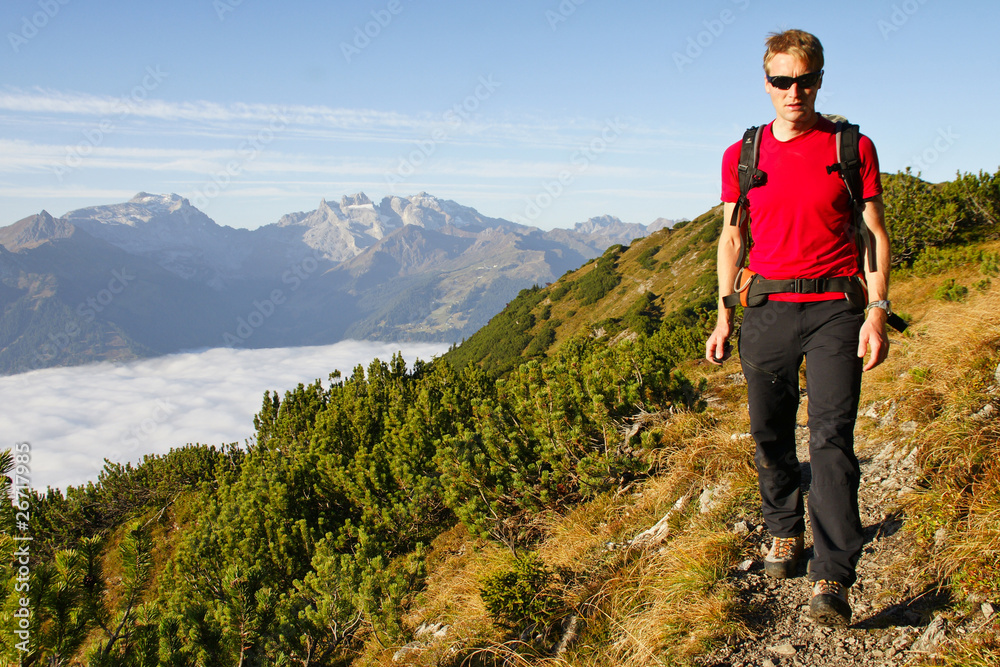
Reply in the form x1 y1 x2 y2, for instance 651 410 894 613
705 29 892 626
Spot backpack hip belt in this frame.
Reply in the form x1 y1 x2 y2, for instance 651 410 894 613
723 269 908 331
721 270 867 309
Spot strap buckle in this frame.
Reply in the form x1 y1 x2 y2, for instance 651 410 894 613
793 278 821 293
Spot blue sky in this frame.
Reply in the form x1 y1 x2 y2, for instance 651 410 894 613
1 0 997 230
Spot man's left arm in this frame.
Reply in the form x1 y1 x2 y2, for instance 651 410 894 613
858 195 891 371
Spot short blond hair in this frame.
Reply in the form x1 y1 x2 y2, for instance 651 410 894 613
763 29 824 74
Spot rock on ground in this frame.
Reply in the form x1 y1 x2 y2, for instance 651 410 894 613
696 428 962 667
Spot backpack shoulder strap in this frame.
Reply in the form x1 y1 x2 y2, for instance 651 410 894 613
730 125 766 226
729 125 767 270
831 122 863 205
827 121 877 273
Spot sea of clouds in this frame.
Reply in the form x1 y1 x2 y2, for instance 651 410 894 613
1 341 450 492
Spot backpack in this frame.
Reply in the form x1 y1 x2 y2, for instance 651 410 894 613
728 115 874 274
723 116 906 332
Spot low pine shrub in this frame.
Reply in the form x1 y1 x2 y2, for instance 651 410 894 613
480 553 562 630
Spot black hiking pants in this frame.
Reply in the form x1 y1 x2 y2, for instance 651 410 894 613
739 299 864 588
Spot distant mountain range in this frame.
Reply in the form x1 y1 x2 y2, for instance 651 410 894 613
0 192 678 374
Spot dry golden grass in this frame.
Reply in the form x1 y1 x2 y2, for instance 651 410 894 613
450 410 756 665
909 630 1000 667
350 525 510 666
865 280 1000 659
581 529 743 667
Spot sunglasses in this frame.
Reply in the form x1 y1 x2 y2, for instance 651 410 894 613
766 70 823 90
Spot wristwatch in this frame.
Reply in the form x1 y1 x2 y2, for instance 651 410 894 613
866 299 892 315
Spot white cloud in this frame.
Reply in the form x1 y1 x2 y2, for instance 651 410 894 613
0 185 141 202
0 88 415 129
0 88 693 155
0 341 450 492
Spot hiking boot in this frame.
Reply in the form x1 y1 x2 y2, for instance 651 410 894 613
763 534 803 579
809 579 852 626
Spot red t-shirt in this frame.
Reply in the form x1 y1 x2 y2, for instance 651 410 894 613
720 117 882 301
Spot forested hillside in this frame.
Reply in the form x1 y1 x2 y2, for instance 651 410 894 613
1 167 999 666
444 206 723 376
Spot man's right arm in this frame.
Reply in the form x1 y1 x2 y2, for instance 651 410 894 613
705 202 743 365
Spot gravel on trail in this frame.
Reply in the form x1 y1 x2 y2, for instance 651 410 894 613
697 409 966 667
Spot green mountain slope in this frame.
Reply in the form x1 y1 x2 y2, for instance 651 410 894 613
445 206 723 375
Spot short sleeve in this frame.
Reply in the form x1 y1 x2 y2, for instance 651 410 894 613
859 134 883 200
720 140 743 203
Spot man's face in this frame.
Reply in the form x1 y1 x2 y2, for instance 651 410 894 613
765 53 822 126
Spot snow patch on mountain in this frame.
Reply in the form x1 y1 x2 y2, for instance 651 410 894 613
63 192 254 285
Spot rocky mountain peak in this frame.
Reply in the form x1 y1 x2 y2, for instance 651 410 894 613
66 193 211 230
648 217 676 233
128 192 191 212
341 192 373 209
0 211 78 251
574 215 626 234
60 194 251 284
0 188 673 375
376 192 486 231
316 198 340 218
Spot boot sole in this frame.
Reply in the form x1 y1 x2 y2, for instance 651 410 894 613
809 595 852 626
763 559 799 579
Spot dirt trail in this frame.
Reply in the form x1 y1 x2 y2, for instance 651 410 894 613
698 401 951 667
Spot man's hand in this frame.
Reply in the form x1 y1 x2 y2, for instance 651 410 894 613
708 203 741 366
857 309 889 371
858 195 891 372
706 320 733 365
